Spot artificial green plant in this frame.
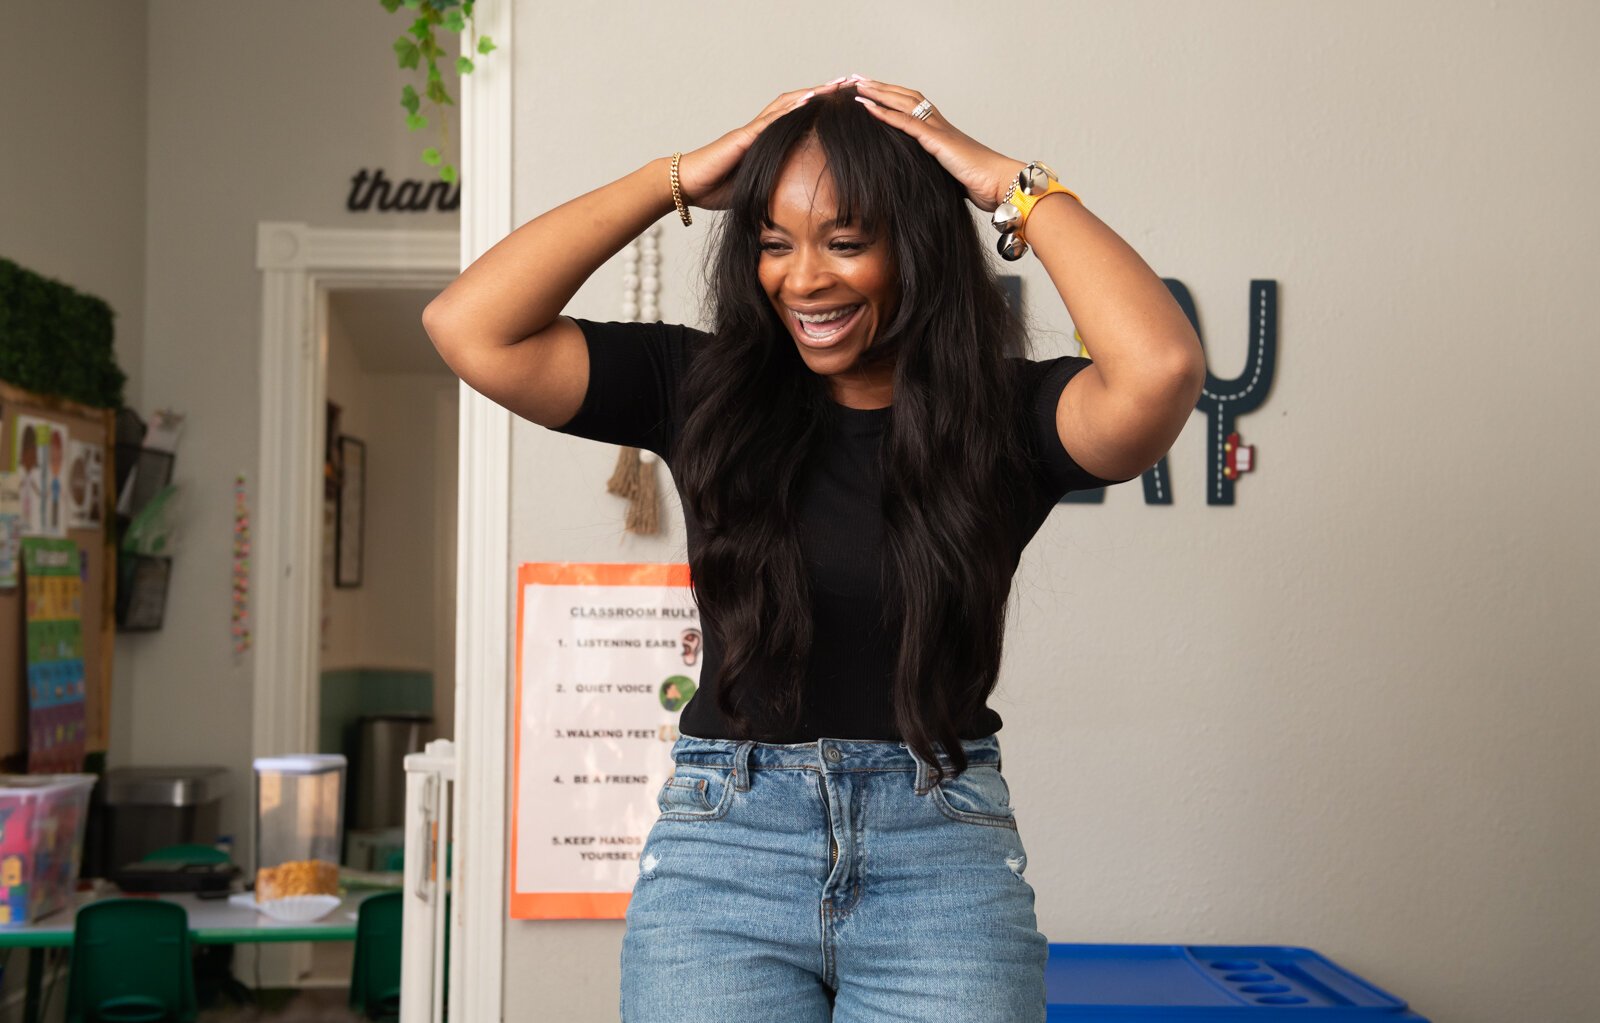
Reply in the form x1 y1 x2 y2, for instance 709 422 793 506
383 0 497 184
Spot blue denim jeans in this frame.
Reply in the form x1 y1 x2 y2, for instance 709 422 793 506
619 732 1047 1022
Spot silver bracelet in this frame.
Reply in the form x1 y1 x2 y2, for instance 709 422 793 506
990 161 1060 262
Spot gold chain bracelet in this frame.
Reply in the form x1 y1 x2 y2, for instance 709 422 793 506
669 152 692 227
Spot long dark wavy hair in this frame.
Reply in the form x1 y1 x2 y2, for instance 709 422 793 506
674 86 1033 780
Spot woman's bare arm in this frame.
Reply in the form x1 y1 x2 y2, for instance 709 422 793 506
421 157 675 427
1022 187 1205 483
849 79 1205 483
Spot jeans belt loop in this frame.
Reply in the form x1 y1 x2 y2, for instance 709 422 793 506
911 745 932 797
732 739 754 792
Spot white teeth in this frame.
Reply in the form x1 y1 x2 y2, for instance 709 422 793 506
793 304 860 323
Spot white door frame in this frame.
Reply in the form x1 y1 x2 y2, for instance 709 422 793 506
448 0 513 1016
252 222 457 988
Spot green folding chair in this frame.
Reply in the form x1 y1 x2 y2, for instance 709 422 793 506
66 898 197 1023
139 844 246 1010
349 891 403 1021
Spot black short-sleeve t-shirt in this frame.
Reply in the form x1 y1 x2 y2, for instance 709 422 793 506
550 318 1133 741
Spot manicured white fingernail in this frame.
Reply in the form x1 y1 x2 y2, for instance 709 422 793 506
854 96 877 108
826 75 848 85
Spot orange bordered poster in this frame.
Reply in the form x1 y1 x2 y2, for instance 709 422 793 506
509 562 701 920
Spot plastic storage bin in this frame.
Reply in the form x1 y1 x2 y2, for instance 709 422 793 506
252 755 345 902
0 774 96 926
1045 944 1431 1021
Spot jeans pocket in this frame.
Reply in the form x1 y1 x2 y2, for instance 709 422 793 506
929 762 1018 829
656 763 734 821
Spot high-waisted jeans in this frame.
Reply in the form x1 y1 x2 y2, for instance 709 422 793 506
619 732 1047 1022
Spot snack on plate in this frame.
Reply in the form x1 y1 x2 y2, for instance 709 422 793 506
256 858 339 901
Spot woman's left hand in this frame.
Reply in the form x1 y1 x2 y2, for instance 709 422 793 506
851 77 1023 213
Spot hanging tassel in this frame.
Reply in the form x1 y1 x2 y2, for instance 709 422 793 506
607 223 665 536
623 449 662 536
607 445 641 498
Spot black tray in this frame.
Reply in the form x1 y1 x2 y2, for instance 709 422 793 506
113 860 238 893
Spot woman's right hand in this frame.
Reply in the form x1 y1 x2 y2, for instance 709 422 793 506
674 78 851 211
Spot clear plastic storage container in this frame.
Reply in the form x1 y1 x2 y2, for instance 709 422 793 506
252 754 345 902
0 774 96 926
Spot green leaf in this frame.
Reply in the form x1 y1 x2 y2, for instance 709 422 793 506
420 35 445 60
476 34 496 55
440 164 458 184
456 56 474 75
392 36 420 69
406 112 427 131
402 0 421 7
463 0 474 16
409 15 431 40
379 0 402 12
422 147 441 166
442 10 466 31
426 76 455 106
401 84 420 114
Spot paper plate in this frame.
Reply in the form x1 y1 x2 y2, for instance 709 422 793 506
255 894 341 923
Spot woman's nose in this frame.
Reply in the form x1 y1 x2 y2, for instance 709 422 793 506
788 245 834 294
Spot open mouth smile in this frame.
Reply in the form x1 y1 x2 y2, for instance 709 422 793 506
788 303 865 347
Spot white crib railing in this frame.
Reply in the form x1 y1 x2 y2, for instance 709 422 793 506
401 738 455 1023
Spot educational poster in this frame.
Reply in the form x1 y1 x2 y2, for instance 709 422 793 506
21 538 87 773
510 562 702 920
0 472 19 588
10 415 66 538
64 439 103 529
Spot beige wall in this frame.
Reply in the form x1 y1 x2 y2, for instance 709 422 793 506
0 0 147 408
504 2 1599 1022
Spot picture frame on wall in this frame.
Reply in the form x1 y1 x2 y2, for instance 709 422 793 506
335 436 365 588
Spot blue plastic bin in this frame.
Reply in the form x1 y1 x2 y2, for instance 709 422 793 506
1045 944 1430 1021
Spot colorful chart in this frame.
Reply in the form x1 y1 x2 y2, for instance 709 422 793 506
21 538 87 773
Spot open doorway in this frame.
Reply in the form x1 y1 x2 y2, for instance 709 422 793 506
308 286 458 986
319 287 458 842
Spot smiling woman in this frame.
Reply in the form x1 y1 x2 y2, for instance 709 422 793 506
675 83 1055 761
754 147 899 407
421 73 1197 1023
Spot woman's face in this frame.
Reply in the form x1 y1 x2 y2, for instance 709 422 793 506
758 140 898 408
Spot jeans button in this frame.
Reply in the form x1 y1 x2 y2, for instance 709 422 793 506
824 748 843 762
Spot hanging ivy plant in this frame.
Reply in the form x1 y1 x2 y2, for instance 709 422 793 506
383 0 497 184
